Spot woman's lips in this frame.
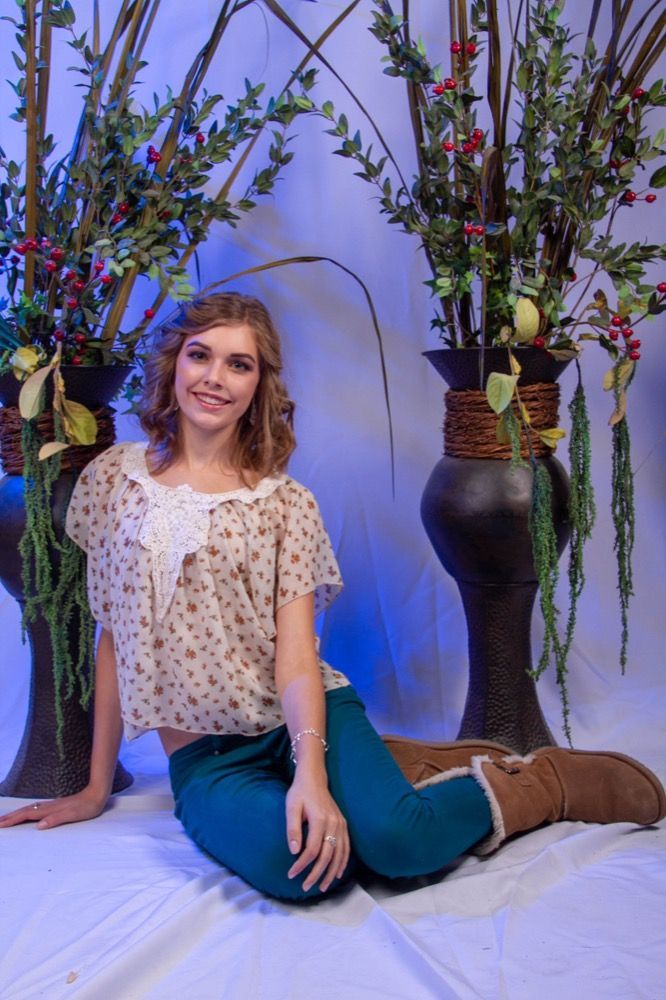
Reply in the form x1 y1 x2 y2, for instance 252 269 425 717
193 392 231 409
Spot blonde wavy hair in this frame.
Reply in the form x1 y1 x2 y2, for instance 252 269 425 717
138 292 296 477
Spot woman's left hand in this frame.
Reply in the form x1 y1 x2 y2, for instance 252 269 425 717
285 770 350 893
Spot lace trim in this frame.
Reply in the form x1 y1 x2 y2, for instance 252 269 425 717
120 443 282 620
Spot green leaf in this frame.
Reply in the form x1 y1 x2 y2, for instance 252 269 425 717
486 372 518 414
649 165 666 188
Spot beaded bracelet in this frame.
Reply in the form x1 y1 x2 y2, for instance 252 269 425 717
290 728 329 763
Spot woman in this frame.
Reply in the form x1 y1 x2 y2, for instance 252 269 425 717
1 292 664 900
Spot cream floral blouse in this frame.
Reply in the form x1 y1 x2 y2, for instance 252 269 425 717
65 442 349 740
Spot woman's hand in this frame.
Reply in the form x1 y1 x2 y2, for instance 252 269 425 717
0 786 108 830
286 768 350 893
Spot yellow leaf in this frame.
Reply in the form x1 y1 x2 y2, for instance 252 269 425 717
603 359 634 392
514 297 540 342
10 345 41 379
499 325 512 343
61 398 98 446
18 364 53 420
486 372 518 414
38 441 71 461
609 390 627 426
538 427 566 450
520 403 531 425
509 352 522 376
593 289 608 311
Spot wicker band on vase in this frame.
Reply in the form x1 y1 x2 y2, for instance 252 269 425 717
0 405 117 475
444 382 561 460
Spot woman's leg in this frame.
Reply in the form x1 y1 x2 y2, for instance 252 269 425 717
324 687 493 878
168 730 357 901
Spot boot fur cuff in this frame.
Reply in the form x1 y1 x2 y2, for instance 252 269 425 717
468 754 508 855
414 765 472 790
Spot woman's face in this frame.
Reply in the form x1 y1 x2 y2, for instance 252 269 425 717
173 323 261 441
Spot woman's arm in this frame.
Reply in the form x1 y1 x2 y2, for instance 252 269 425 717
275 593 350 893
0 627 123 829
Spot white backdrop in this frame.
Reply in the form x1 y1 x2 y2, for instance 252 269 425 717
1 0 665 780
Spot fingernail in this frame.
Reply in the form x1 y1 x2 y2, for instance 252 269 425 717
36 821 47 830
289 839 298 854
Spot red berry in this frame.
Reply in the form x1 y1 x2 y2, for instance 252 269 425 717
72 354 83 365
111 213 122 224
619 106 630 116
45 261 57 273
152 152 162 163
73 280 85 292
49 247 64 261
466 42 477 55
611 315 623 327
144 308 155 319
444 78 456 90
24 238 38 251
442 141 456 153
66 297 78 309
609 159 619 169
629 350 640 361
646 193 657 203
100 274 113 286
657 282 666 294
464 223 474 235
195 132 205 144
472 128 484 141
94 261 105 273
16 243 27 254
533 336 546 348
65 269 77 281
433 83 445 96
628 339 641 350
632 87 645 100
118 201 130 214
608 330 619 341
623 191 637 203
74 333 87 344
462 141 474 154
450 41 462 54
473 224 485 235
54 329 65 342
621 329 634 340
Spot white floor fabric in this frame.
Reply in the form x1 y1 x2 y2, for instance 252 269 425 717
1 728 664 1000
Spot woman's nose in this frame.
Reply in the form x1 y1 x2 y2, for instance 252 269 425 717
203 360 225 386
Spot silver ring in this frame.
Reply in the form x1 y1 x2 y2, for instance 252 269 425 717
324 835 337 847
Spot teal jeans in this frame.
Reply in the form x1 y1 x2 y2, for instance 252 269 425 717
168 685 492 900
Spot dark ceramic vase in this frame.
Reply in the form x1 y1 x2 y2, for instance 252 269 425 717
0 366 134 797
421 348 571 754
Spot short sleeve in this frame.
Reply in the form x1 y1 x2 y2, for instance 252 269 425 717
275 482 343 615
65 446 124 630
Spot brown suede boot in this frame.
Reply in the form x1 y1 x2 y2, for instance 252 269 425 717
470 747 666 853
382 734 514 786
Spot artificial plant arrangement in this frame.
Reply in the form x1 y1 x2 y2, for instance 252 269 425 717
308 0 666 735
0 0 320 743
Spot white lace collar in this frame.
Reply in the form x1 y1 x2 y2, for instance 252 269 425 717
120 442 283 620
121 441 283 504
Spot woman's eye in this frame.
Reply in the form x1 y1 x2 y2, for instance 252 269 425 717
230 360 251 371
187 350 207 361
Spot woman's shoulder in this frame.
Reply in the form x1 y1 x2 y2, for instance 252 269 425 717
77 441 145 492
275 475 320 509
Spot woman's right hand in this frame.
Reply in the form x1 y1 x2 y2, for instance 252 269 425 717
0 786 108 830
